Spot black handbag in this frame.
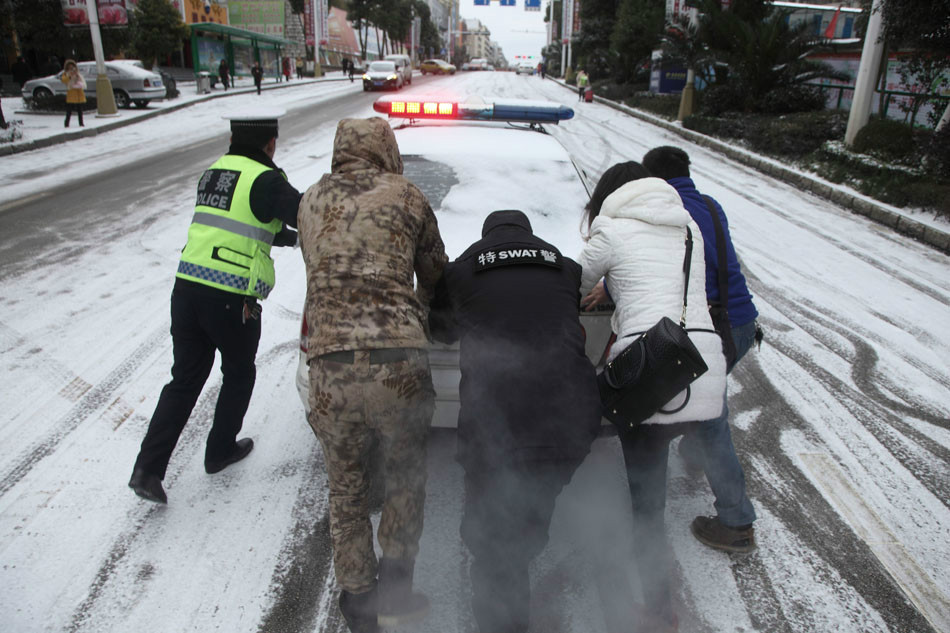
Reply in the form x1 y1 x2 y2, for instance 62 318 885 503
597 228 709 431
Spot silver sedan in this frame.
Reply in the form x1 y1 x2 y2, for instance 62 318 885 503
21 61 166 109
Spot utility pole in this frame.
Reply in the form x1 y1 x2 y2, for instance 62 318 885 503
676 6 699 122
547 0 554 46
845 0 885 145
88 0 118 116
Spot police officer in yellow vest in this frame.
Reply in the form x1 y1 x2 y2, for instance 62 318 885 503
129 108 301 504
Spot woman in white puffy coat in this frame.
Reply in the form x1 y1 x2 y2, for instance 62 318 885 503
578 162 750 632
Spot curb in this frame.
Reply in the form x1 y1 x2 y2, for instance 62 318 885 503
552 79 949 255
0 75 352 158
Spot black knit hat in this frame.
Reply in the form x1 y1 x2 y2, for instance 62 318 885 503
481 210 532 236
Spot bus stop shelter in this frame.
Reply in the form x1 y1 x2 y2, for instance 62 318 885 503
189 23 295 82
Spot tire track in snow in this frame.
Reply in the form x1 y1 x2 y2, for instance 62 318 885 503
748 278 950 507
256 456 337 633
725 355 938 633
0 324 169 497
64 387 220 633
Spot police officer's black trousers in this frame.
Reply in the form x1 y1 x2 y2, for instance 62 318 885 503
134 286 261 479
460 459 579 633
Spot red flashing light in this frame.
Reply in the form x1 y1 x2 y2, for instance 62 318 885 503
375 99 458 119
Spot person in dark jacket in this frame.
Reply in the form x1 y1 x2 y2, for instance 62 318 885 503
251 61 264 94
128 108 301 505
642 145 761 552
429 210 601 633
12 56 33 89
218 58 230 90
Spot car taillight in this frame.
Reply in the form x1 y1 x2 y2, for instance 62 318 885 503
144 78 151 87
299 314 309 353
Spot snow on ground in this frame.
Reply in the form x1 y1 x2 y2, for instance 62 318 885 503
0 70 948 633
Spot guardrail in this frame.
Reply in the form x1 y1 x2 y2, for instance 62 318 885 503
810 83 950 125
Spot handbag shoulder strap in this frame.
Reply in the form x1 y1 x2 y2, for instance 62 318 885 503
703 195 730 314
680 227 693 327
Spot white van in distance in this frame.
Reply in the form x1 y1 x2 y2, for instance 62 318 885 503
384 54 413 85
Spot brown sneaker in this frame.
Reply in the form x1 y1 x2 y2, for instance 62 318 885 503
691 515 756 553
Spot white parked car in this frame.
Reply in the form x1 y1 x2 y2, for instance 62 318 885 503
296 95 615 426
21 60 165 108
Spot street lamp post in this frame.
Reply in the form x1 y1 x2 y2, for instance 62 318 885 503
88 0 118 116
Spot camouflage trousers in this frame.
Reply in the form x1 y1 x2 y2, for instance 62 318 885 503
307 349 435 593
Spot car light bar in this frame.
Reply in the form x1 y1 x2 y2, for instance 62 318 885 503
373 97 574 124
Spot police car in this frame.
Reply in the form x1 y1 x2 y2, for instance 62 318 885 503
296 96 615 426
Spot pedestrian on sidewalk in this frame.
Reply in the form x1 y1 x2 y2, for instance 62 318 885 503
298 117 447 633
296 56 304 79
127 108 302 505
13 56 33 90
282 56 292 82
60 59 86 128
252 61 263 95
576 69 589 101
0 86 8 130
218 58 230 90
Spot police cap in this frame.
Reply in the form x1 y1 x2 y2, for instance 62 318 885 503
223 107 286 137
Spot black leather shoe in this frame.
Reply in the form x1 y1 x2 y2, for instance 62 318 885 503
205 438 254 474
128 468 167 504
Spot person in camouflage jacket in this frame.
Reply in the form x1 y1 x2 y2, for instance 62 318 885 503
298 117 447 633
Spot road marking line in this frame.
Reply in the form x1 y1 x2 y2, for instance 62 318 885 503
0 192 51 214
800 452 950 632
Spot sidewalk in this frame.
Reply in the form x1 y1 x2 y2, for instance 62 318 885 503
551 78 950 254
0 72 352 157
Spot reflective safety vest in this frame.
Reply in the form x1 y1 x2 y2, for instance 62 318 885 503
176 155 284 299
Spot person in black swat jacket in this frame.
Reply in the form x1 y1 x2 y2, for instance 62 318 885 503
429 210 601 633
128 108 301 505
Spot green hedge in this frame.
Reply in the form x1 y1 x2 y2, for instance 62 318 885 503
676 108 949 218
622 93 680 119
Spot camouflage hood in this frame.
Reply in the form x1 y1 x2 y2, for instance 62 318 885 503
331 117 404 175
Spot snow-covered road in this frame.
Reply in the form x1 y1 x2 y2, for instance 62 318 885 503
0 71 947 633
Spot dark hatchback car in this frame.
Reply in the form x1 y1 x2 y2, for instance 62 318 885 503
361 60 404 92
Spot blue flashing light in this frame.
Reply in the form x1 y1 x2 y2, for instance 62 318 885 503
489 101 574 123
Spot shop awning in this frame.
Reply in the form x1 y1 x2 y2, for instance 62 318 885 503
190 23 296 47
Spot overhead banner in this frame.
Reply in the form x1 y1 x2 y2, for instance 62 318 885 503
303 0 314 46
665 0 684 25
561 0 573 43
228 1 284 36
317 0 329 46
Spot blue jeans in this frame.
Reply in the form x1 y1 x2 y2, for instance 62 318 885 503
678 319 758 526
